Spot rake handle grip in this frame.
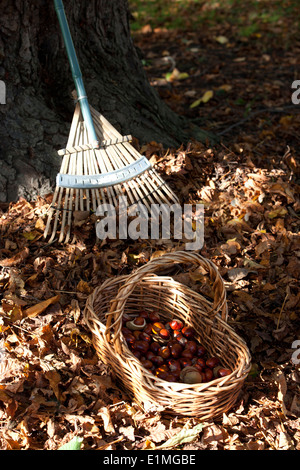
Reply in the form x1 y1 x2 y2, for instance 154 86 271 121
54 0 99 148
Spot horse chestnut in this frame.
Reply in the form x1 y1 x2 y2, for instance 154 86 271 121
138 310 149 320
126 311 226 387
167 359 181 376
169 343 183 358
165 373 177 382
185 340 197 355
133 340 149 354
194 362 204 373
146 350 156 362
126 317 147 331
180 366 203 384
141 359 154 370
195 357 206 368
173 330 181 339
132 350 142 359
169 319 184 330
133 330 142 339
155 369 169 380
206 357 220 369
203 368 214 382
155 365 169 379
157 364 168 373
181 326 195 339
181 349 194 360
159 328 171 340
218 368 232 377
151 355 165 367
180 358 193 368
123 331 135 345
196 345 206 357
149 312 160 323
174 332 188 347
143 324 153 335
139 331 151 342
152 322 165 334
150 342 160 354
159 345 171 359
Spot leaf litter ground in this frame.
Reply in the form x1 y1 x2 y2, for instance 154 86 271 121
0 1 300 450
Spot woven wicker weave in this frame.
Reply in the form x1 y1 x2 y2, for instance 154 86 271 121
84 251 251 420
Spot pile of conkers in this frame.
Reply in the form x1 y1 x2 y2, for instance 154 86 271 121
121 310 232 384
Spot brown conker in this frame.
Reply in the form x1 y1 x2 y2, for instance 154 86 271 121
150 342 160 354
206 357 220 369
138 310 149 320
141 359 154 370
152 322 165 334
196 345 207 357
203 368 214 382
218 368 232 377
133 340 149 354
159 328 171 340
133 330 142 340
122 314 132 325
139 331 151 342
132 350 142 359
213 365 222 378
181 349 194 360
169 319 183 330
180 358 193 368
185 340 197 355
151 355 165 367
181 326 195 339
165 373 178 382
174 332 188 347
149 312 160 323
123 331 135 345
146 350 156 361
126 317 146 331
143 323 153 335
170 343 183 359
194 363 204 373
159 345 171 359
155 364 169 379
195 357 206 369
167 359 181 376
180 366 203 384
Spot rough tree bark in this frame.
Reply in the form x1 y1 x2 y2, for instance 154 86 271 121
0 0 212 202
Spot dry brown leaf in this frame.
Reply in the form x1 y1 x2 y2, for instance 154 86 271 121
98 407 115 434
24 295 60 318
0 247 29 267
201 424 226 447
45 369 63 402
76 280 93 294
276 372 288 416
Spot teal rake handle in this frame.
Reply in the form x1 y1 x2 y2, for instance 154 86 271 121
54 0 99 148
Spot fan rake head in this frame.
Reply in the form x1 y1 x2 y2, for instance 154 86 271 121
44 104 179 244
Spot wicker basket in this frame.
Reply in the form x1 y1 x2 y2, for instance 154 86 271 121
84 251 251 420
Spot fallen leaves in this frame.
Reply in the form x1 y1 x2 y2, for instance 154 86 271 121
190 90 214 108
0 247 29 267
24 295 61 318
154 423 203 449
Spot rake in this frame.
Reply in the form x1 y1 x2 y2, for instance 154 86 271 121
44 0 179 244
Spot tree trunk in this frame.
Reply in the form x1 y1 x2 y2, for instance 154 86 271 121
0 0 212 202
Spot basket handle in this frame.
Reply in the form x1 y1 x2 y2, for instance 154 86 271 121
106 251 227 353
